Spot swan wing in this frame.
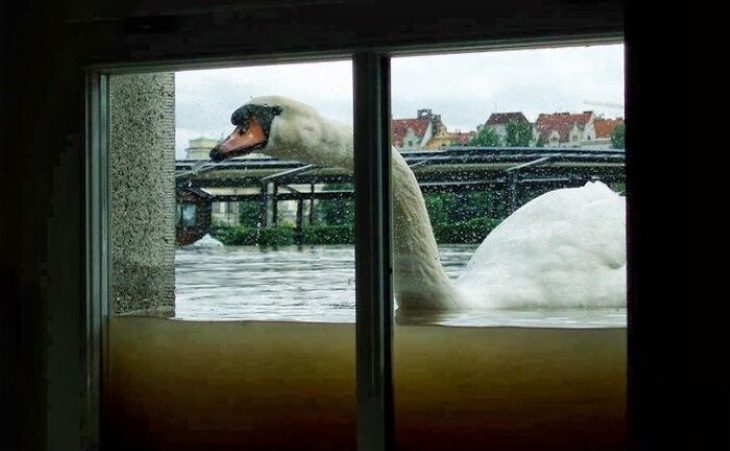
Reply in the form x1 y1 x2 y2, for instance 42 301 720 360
456 181 626 308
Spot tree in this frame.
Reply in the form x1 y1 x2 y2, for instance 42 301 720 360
469 126 501 146
424 193 448 225
238 201 263 227
505 120 534 147
610 123 625 149
535 134 547 147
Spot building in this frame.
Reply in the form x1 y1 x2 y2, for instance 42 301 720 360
592 117 624 148
422 128 476 149
393 108 476 150
535 111 596 147
392 108 437 150
480 112 533 145
185 137 219 159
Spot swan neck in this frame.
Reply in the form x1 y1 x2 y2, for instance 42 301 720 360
270 103 461 310
390 151 462 310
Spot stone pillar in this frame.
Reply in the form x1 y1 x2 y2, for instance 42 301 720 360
110 72 176 315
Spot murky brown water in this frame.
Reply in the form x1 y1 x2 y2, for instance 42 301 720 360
105 317 625 450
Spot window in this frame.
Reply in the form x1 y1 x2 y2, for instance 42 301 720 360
102 61 360 449
178 203 196 226
89 40 625 451
390 47 625 449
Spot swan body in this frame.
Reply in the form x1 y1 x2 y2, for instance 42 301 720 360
210 95 626 311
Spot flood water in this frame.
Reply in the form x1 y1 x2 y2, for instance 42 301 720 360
174 243 627 328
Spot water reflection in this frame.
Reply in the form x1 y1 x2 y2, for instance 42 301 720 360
175 244 626 327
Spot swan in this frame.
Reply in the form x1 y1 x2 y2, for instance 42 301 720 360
209 95 626 312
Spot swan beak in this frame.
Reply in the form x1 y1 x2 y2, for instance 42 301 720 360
210 116 267 162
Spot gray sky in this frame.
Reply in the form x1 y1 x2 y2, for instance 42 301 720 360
175 42 624 159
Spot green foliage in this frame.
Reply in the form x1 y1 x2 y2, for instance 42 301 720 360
212 224 353 245
505 120 534 147
318 183 355 225
469 121 534 147
425 190 507 226
211 217 232 229
211 226 295 246
609 182 625 195
301 225 354 244
424 193 448 224
211 227 258 245
433 216 502 244
535 134 547 147
212 187 514 247
469 127 501 146
211 214 504 246
446 191 493 223
610 123 625 149
320 199 354 225
238 201 263 227
258 227 296 246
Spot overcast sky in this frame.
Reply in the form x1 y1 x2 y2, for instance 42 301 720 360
175 42 624 159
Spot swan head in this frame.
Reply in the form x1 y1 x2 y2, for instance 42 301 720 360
210 101 283 162
210 96 354 169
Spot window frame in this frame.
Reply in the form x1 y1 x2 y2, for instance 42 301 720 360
85 36 625 451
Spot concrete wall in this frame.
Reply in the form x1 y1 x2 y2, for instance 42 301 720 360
110 72 176 314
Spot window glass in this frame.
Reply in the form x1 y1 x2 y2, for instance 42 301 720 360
105 61 359 450
390 43 627 449
180 203 196 226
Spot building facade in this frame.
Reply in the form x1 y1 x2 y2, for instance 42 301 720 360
535 111 597 147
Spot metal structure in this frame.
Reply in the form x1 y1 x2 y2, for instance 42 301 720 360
175 146 625 230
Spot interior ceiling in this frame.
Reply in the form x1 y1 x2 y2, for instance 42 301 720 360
65 0 373 22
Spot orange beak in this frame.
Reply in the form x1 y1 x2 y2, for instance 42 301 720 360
210 116 268 162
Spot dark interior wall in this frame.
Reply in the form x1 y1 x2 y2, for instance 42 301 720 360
3 2 717 451
2 1 88 450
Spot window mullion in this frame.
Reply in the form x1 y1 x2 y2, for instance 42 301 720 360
353 52 394 451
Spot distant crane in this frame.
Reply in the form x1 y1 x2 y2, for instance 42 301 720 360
584 100 624 109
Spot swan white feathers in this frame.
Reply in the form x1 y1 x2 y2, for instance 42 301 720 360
210 95 626 312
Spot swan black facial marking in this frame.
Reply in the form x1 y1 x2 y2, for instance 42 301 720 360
230 103 283 141
210 103 283 162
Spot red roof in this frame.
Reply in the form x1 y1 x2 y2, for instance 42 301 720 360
485 112 529 126
391 117 432 147
594 117 624 139
535 111 593 142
